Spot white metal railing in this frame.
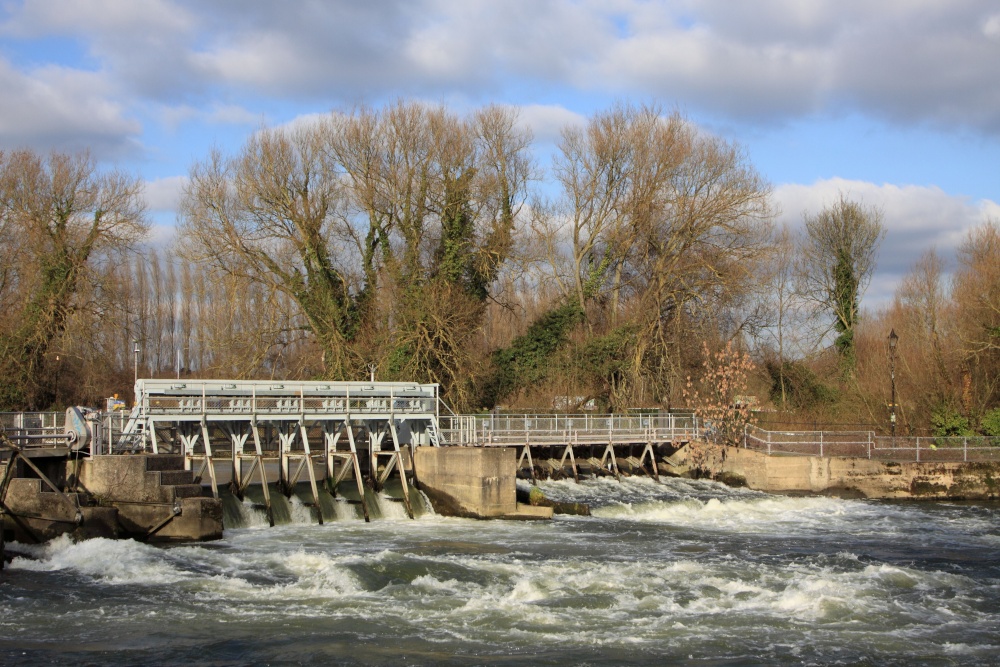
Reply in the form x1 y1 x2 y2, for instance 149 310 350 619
6 405 997 465
439 413 700 447
136 379 438 418
743 425 1000 462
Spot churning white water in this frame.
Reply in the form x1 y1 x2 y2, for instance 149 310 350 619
2 476 998 665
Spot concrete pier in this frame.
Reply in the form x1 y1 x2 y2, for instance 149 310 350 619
414 447 552 520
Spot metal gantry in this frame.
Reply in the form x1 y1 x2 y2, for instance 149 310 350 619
118 379 442 523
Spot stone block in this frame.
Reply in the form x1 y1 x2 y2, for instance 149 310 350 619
414 447 517 518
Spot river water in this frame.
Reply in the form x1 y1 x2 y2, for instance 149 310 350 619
2 476 998 666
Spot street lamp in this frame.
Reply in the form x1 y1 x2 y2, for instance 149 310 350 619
887 329 898 438
55 354 61 407
133 340 141 385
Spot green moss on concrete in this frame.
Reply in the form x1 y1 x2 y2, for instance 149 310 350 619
909 480 949 496
716 472 748 488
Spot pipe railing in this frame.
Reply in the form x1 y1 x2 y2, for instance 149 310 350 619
0 412 69 450
135 379 438 414
742 425 1000 462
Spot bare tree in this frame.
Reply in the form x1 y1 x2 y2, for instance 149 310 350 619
952 220 1000 411
542 102 773 408
797 194 885 375
757 223 809 407
896 250 956 401
179 123 355 376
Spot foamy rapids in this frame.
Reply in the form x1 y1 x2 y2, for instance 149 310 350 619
2 476 998 665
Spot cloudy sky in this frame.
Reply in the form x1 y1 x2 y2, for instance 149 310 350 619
2 0 998 307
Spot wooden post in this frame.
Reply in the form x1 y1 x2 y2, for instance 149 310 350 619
388 421 414 519
300 423 323 525
345 422 370 522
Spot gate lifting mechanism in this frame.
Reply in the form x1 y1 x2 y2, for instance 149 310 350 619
119 379 442 524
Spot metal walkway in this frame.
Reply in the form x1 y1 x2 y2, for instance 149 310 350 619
439 413 699 482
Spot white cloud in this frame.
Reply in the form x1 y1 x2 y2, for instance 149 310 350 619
205 104 260 126
191 32 305 89
158 102 260 130
516 104 587 144
980 198 1000 219
275 113 330 134
181 2 421 97
3 0 999 134
985 14 1000 39
146 219 179 247
405 0 609 85
2 0 194 37
0 58 140 156
158 104 199 129
144 175 188 213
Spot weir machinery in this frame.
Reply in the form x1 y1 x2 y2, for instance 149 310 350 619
112 379 442 522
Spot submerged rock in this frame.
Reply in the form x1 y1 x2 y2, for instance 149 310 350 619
517 485 591 516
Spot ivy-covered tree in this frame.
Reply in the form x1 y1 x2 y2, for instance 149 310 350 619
481 300 585 407
0 150 147 409
798 194 885 375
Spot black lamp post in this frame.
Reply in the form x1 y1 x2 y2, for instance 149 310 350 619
888 329 898 438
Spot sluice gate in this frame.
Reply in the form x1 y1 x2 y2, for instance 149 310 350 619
115 379 442 523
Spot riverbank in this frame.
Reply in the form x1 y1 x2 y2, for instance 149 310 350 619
669 439 1000 500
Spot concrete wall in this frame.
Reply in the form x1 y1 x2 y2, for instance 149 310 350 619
674 440 1000 499
414 447 518 518
3 477 118 542
2 454 223 543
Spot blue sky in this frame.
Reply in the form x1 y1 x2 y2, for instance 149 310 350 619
1 0 998 307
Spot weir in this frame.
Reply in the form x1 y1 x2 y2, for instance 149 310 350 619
10 381 997 554
115 379 442 522
1 389 697 550
110 384 700 519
